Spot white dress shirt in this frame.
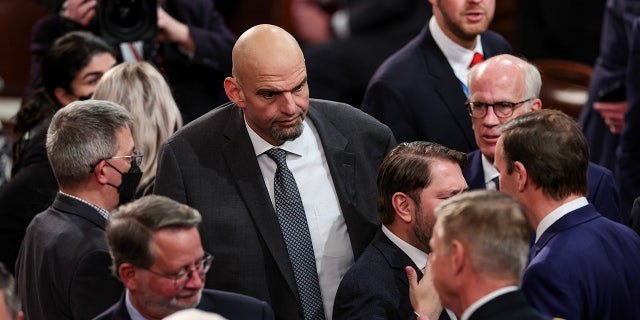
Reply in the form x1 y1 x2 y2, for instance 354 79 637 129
246 117 353 319
535 197 589 243
481 155 500 190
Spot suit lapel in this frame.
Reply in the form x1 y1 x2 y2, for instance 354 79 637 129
420 29 476 149
373 230 423 287
220 106 298 296
533 204 601 257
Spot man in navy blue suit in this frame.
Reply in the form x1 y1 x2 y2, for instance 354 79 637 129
94 195 274 320
494 109 640 320
362 0 511 152
462 54 623 223
333 141 467 320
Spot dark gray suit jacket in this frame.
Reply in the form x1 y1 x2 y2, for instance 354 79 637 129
154 99 396 319
15 193 123 320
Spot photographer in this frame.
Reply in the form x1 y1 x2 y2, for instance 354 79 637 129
27 0 235 123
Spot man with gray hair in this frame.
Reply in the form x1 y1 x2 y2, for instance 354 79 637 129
16 100 142 319
94 195 274 320
410 190 551 320
462 54 622 223
0 262 22 320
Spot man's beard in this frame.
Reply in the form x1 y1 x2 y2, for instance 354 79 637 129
270 118 304 142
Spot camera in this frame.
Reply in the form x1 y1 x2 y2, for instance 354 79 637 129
97 0 157 44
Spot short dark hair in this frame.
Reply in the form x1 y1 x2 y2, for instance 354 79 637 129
0 262 21 320
499 109 589 199
106 195 202 279
377 141 467 225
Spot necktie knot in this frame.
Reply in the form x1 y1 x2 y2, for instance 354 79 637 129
266 148 288 166
469 52 484 68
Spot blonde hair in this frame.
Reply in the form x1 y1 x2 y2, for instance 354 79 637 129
93 62 183 193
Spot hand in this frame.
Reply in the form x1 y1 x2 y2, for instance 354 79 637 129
594 101 627 135
291 0 332 43
156 7 194 53
61 0 97 27
406 262 443 320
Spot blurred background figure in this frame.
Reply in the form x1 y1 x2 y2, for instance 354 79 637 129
0 30 116 275
0 262 23 320
93 61 183 197
291 0 431 108
26 0 235 123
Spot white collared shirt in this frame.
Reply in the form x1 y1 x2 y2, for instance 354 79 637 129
246 117 353 319
481 155 500 190
429 16 483 89
461 286 518 320
381 225 428 272
535 197 589 243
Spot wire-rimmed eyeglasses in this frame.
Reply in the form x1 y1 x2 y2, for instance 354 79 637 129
465 99 532 119
89 151 144 173
144 253 214 290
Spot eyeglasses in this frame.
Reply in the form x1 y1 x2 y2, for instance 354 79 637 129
465 99 532 119
89 151 144 173
145 253 214 290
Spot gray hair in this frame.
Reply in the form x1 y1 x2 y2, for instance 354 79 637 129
434 190 530 283
106 195 202 279
46 100 134 189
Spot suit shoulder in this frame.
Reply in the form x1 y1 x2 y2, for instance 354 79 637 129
200 289 273 317
482 30 512 52
167 103 236 143
309 99 392 134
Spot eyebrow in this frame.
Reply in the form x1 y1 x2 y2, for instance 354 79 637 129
256 77 308 95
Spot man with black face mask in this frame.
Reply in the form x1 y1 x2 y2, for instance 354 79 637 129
15 100 140 320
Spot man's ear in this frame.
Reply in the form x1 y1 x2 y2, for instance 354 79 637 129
392 192 415 224
119 263 139 291
91 160 109 186
530 98 543 111
53 87 75 107
223 77 245 109
513 161 528 191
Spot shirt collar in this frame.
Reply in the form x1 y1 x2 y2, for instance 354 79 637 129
429 16 483 73
535 197 589 242
125 289 148 320
381 225 429 271
245 116 307 157
58 191 110 221
461 286 518 320
480 154 499 185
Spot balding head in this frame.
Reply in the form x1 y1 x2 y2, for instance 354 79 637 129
467 54 542 162
232 24 305 83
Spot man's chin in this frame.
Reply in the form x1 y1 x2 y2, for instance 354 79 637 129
174 290 202 309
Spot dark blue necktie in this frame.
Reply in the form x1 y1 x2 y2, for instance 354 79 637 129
266 148 325 320
492 176 500 191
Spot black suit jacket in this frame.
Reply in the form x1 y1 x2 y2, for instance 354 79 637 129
468 290 550 320
154 99 396 319
0 117 58 274
93 289 275 320
362 23 512 152
15 193 123 320
333 230 449 320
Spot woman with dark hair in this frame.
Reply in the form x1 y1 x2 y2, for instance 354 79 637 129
0 30 116 274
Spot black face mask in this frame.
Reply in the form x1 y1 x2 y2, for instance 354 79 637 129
105 161 143 205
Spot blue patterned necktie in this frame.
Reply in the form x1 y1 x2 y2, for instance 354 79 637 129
266 148 325 320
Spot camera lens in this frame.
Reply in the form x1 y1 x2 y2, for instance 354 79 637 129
98 0 157 44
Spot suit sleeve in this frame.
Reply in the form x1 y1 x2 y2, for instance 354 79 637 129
362 79 416 143
154 142 188 204
70 250 123 319
521 261 583 320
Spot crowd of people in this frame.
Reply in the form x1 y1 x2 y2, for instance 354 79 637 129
0 0 639 319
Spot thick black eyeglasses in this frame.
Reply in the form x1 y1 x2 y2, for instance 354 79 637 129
145 253 214 290
89 151 144 173
465 99 532 119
